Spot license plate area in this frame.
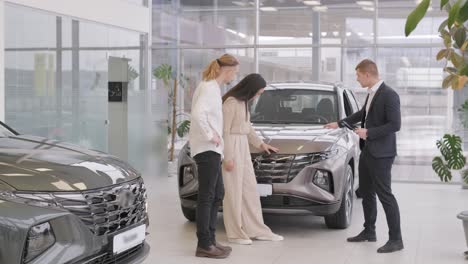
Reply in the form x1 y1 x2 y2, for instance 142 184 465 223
112 225 146 254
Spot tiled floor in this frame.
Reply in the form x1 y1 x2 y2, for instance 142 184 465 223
141 162 468 264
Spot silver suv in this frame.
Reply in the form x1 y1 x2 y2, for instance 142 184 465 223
178 82 361 229
0 121 149 263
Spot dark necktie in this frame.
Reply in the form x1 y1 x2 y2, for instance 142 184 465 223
359 94 370 150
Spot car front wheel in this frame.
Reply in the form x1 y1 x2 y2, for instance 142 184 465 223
324 164 354 229
181 206 196 222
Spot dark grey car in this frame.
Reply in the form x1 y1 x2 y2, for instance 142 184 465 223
0 122 149 263
178 82 361 229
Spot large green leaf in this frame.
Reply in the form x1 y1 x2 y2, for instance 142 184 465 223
462 168 468 184
438 19 449 32
441 0 449 10
458 0 468 23
442 74 456 88
153 64 173 87
176 120 191 138
454 27 467 48
432 156 453 182
436 134 466 170
448 0 463 29
460 64 468 76
405 0 431 36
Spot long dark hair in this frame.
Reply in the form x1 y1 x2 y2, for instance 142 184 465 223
222 73 266 120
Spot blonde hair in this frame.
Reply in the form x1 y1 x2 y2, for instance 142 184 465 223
202 54 239 81
355 59 379 76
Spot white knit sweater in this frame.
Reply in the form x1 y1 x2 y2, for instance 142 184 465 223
188 80 224 158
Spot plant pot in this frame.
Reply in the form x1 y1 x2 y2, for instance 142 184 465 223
457 211 468 258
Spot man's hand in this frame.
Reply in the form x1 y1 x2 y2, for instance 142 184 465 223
260 143 279 155
210 132 221 147
224 160 234 171
354 128 368 140
324 122 339 129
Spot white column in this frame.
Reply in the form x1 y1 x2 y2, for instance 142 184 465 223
0 0 4 121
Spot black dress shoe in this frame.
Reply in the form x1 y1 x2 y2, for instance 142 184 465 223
347 230 377 242
377 240 404 253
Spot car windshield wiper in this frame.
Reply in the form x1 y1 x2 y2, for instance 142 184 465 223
252 120 292 124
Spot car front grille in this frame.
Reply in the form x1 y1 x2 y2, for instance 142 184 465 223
251 154 313 183
83 243 144 264
54 178 147 236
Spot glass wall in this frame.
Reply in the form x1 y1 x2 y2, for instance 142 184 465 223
153 0 463 183
5 4 151 172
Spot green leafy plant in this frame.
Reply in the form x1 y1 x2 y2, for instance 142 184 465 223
459 99 468 128
153 64 191 161
405 0 468 89
432 134 468 183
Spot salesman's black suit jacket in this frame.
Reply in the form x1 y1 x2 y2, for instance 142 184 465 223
341 82 401 158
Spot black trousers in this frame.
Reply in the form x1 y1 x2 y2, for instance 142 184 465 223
359 149 402 241
193 151 224 249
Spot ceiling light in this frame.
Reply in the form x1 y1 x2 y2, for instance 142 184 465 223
226 28 238 35
303 0 321 6
308 32 313 37
238 32 247 38
313 5 328 12
358 32 364 36
356 1 374 6
232 1 248 6
362 6 375 11
346 32 352 37
321 32 327 37
332 31 339 37
260 7 278 11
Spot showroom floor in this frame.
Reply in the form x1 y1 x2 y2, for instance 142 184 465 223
141 161 468 264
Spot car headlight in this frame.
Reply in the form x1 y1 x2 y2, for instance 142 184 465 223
310 149 339 164
182 165 195 185
313 169 332 192
23 222 56 263
0 191 58 208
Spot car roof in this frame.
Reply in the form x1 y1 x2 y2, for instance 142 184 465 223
266 82 342 92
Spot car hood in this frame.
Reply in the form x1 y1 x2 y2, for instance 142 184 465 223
0 135 139 192
252 124 344 154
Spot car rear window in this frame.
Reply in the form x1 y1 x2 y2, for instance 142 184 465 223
251 89 338 124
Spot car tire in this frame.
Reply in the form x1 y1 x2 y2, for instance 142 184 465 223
181 206 196 222
324 164 354 229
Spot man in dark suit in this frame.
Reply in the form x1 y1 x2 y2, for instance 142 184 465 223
325 59 403 253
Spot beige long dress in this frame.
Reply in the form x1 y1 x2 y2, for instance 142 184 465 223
222 97 275 240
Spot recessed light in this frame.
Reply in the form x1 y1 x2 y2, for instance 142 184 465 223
313 5 328 12
232 1 248 6
358 32 364 36
303 0 321 6
321 32 327 37
362 6 375 11
346 32 352 37
260 7 278 11
356 1 374 6
332 31 339 37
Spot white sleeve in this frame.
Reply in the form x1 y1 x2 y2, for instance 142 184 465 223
191 86 214 141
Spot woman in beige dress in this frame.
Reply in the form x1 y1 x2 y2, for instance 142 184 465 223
221 73 283 245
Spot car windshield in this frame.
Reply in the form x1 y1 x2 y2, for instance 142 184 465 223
250 89 338 124
0 123 15 137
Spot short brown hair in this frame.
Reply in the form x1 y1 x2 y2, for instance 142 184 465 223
355 59 379 76
202 54 239 81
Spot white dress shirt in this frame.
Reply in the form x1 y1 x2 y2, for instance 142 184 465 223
189 80 224 158
366 80 383 114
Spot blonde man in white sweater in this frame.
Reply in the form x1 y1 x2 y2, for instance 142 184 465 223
190 54 239 259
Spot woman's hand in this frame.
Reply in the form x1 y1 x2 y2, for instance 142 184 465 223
260 143 279 155
224 160 235 171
